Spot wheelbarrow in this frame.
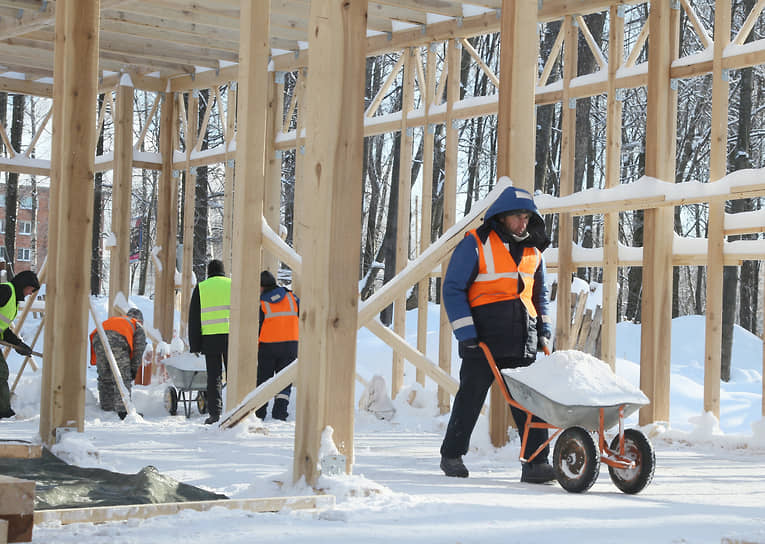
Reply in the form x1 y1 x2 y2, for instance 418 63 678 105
162 354 208 418
479 342 656 494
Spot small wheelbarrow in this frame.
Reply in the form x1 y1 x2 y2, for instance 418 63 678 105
479 342 656 494
162 355 208 418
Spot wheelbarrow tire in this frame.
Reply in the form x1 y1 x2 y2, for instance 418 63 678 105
197 391 207 415
164 386 178 416
608 429 655 494
553 426 600 493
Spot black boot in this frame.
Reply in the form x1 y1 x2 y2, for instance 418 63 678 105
204 414 220 425
0 408 15 419
440 455 469 478
521 462 556 484
117 411 127 420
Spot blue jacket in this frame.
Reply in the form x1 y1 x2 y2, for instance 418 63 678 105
443 186 552 361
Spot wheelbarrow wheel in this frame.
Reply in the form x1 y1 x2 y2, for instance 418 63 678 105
196 391 208 415
608 429 655 494
553 426 600 493
164 386 178 416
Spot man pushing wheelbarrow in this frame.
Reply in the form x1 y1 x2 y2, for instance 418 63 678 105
440 180 555 484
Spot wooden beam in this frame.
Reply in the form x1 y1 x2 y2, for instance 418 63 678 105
220 360 297 429
179 90 197 341
153 91 178 343
42 0 100 444
0 441 41 459
226 0 269 412
293 0 367 486
640 0 676 426
33 495 336 526
704 0 731 420
0 475 34 543
108 78 134 318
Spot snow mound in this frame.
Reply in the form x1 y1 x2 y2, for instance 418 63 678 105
503 349 649 407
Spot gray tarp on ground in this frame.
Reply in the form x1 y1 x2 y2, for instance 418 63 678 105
0 449 227 510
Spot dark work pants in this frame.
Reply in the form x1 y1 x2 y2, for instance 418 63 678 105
255 350 294 420
204 351 228 418
440 351 550 464
0 352 11 416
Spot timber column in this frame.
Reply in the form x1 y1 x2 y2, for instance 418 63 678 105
40 0 100 444
640 0 677 424
294 0 367 485
491 0 539 447
226 1 270 410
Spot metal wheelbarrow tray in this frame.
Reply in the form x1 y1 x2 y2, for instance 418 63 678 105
162 354 208 418
479 343 656 495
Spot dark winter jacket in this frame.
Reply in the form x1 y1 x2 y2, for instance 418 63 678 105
0 271 39 345
443 186 552 362
258 286 299 361
188 272 229 355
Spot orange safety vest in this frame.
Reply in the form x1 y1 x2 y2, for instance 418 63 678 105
259 292 299 344
89 316 139 366
466 229 541 318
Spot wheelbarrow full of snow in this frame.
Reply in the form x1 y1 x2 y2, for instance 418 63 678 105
479 342 656 494
162 354 208 418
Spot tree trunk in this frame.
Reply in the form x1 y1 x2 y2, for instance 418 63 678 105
193 91 210 282
92 94 105 295
6 94 24 272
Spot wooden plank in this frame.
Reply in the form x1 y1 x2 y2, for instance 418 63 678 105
222 82 237 273
0 519 6 544
575 309 593 351
0 442 41 459
109 80 134 318
570 291 589 348
584 305 603 355
704 0 731 420
293 0 366 486
179 90 198 342
33 495 335 526
220 361 297 429
0 475 34 543
226 0 269 415
640 0 677 426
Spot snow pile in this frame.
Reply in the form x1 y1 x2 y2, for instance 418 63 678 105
503 349 650 406
162 352 207 372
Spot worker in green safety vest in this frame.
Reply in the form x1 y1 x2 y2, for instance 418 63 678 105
0 270 40 419
188 259 231 425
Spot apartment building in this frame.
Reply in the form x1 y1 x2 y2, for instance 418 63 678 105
0 183 49 273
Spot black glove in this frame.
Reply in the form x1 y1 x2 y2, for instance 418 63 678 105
537 335 552 355
14 342 33 356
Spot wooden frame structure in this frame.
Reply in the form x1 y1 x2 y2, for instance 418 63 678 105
0 0 763 488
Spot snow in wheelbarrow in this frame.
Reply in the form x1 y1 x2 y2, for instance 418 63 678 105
501 350 649 432
162 353 208 417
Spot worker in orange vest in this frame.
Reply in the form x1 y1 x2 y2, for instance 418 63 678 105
256 270 299 421
89 307 146 420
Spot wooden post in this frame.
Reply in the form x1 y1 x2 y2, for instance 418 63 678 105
602 6 624 369
438 39 460 415
704 0 731 419
263 72 282 275
41 0 100 444
226 0 269 410
393 47 415 399
640 0 676 425
291 69 307 295
179 91 198 342
416 45 436 387
0 475 34 543
222 82 237 273
490 0 540 447
109 77 134 317
293 0 366 485
153 90 178 343
555 15 577 353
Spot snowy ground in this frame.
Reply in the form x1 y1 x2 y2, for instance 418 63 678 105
2 295 765 543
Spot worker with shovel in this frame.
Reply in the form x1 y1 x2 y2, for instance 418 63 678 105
0 270 40 419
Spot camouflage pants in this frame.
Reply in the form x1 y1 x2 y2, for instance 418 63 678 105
94 333 133 413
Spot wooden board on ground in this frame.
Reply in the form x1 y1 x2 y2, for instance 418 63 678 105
0 441 42 459
0 475 34 543
0 519 7 544
34 495 335 526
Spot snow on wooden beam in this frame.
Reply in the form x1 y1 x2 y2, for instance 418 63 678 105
33 495 336 526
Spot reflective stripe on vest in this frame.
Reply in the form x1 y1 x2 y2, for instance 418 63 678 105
259 292 299 343
200 276 231 335
466 229 540 318
0 283 18 334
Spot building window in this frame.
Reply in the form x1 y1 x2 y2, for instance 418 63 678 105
17 247 30 262
0 218 4 234
19 196 33 209
19 221 32 235
0 195 4 207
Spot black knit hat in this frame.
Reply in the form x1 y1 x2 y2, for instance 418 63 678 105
10 270 40 300
207 259 225 277
260 270 277 290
